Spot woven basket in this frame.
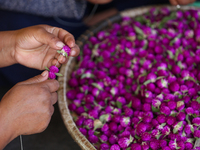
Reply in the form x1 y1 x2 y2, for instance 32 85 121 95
57 5 197 150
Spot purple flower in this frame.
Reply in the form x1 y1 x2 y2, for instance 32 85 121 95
160 140 167 147
136 123 147 134
110 144 120 150
192 117 200 126
118 136 133 148
169 140 177 149
100 134 108 143
166 116 176 126
157 114 166 124
132 98 142 109
109 135 118 144
49 66 59 73
142 103 151 112
150 139 160 150
79 128 87 136
120 117 131 127
141 132 151 141
169 81 180 92
162 146 171 150
124 107 134 116
49 72 56 79
88 134 99 143
167 101 176 110
184 124 194 134
109 122 118 132
160 106 171 116
131 143 142 150
62 45 71 55
185 107 194 115
83 119 94 129
152 99 161 108
185 142 193 149
99 143 110 150
162 126 170 135
101 123 109 132
177 112 186 121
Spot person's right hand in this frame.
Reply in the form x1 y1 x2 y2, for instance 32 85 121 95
0 71 59 149
87 0 113 4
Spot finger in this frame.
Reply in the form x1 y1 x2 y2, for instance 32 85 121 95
51 59 61 68
70 44 80 57
177 0 195 5
21 71 49 84
51 27 76 48
51 92 58 105
35 27 65 50
50 105 55 116
169 0 178 5
43 79 60 93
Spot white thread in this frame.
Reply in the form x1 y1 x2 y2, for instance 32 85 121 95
20 135 23 150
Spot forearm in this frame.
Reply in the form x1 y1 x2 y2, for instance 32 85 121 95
0 103 17 150
0 30 17 67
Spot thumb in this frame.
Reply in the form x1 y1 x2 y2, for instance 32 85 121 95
22 70 49 84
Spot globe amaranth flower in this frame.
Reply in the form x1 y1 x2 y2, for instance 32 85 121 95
120 117 131 127
131 143 142 150
99 143 110 150
110 144 121 150
192 117 200 126
109 134 118 144
141 132 152 141
118 136 133 148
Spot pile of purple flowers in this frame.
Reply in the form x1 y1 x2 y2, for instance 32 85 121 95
67 8 200 150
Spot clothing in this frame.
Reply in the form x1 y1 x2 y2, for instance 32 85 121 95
0 0 87 19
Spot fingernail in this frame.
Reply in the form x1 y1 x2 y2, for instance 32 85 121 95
41 70 48 77
70 50 76 56
56 41 65 49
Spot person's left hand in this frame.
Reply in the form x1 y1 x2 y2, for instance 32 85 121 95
12 25 80 70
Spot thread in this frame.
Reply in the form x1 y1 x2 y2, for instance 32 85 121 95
20 135 23 150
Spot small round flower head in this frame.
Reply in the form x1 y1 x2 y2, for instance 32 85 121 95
118 137 132 148
131 143 142 150
68 103 76 111
184 124 194 135
169 140 177 149
75 106 85 115
185 107 194 115
136 123 147 134
169 81 180 92
152 99 161 108
141 132 151 141
194 130 200 138
112 108 122 115
99 143 110 150
166 116 176 125
185 142 193 149
150 139 160 150
142 103 151 112
62 45 71 55
132 98 142 109
157 114 166 124
109 122 118 132
83 119 94 129
49 65 59 73
177 141 185 150
49 71 56 79
124 107 134 116
191 101 199 110
88 109 99 119
120 117 131 127
101 123 109 132
100 134 108 143
146 83 156 92
162 126 171 135
117 96 126 105
160 139 167 147
79 128 87 136
160 106 171 116
151 119 159 126
156 78 168 88
110 144 121 150
192 117 200 126
119 130 131 138
162 146 171 150
88 134 99 143
109 135 118 145
177 112 186 121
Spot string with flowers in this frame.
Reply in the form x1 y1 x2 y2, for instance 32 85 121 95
45 45 71 79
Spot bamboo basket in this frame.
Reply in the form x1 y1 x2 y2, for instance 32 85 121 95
57 5 197 150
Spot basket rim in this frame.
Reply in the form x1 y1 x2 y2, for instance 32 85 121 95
57 4 198 150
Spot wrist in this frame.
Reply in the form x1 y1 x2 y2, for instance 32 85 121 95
0 30 18 67
0 102 18 149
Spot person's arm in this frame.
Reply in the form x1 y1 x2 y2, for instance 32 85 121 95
169 0 196 5
0 71 58 149
0 25 80 69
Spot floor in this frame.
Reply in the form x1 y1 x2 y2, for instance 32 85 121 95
0 87 81 150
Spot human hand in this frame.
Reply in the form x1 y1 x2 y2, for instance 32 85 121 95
87 0 113 4
0 71 58 149
169 0 196 5
12 25 79 70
